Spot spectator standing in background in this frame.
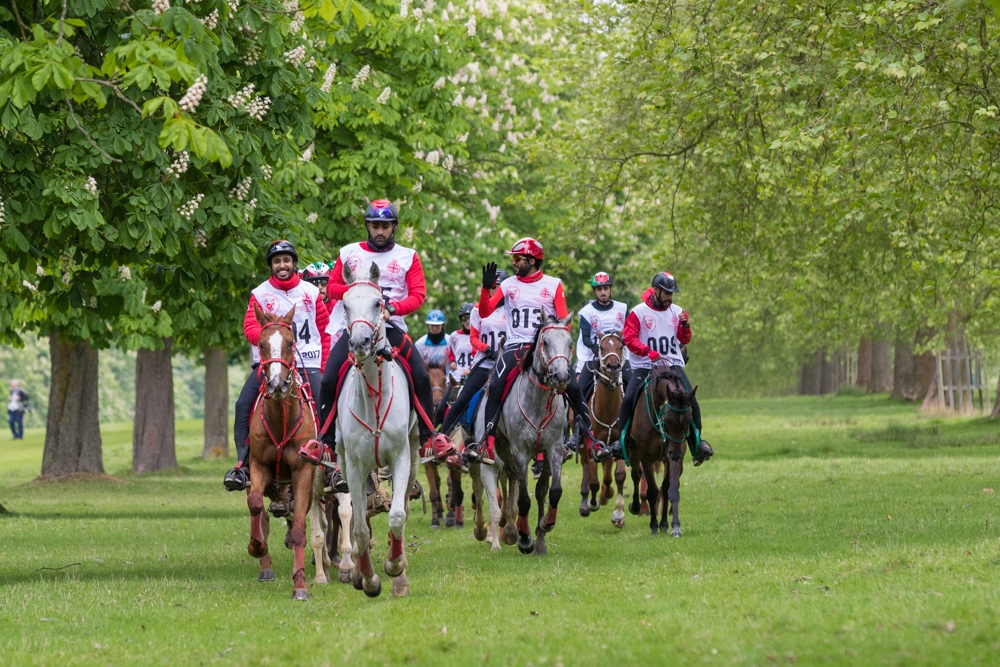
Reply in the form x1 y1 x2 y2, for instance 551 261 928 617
8 380 29 440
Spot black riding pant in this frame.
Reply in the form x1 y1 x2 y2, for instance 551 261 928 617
234 365 322 463
618 365 702 454
483 344 594 439
319 325 434 445
439 362 492 437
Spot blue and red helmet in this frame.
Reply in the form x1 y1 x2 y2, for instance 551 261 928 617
365 199 398 223
652 272 679 293
591 272 613 288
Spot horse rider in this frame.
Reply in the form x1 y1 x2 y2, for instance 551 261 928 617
224 240 333 491
413 309 451 369
447 303 476 386
576 271 629 401
596 272 713 465
301 262 331 294
318 200 444 459
465 238 612 465
434 275 509 449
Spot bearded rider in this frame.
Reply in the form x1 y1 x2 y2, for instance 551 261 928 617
596 272 713 465
576 271 629 401
465 238 612 465
224 240 332 491
434 275 509 455
318 200 442 458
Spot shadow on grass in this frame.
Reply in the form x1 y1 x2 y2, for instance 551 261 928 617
1 508 246 521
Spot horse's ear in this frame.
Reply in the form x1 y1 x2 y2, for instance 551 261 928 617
253 302 268 326
369 263 380 283
689 385 698 401
281 305 296 325
342 262 355 285
559 311 574 328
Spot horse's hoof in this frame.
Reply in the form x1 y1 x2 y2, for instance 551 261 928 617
384 559 404 578
292 588 309 601
628 503 640 517
455 519 464 529
391 576 409 598
538 519 555 534
588 499 600 512
248 540 268 559
338 569 353 584
579 500 590 517
351 569 364 591
473 524 488 541
363 576 382 598
314 575 329 585
444 511 456 527
533 542 547 556
501 524 519 546
671 528 683 538
611 512 626 529
517 534 534 555
650 526 659 537
258 568 275 582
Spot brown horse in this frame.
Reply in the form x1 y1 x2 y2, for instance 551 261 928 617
246 304 319 599
626 364 695 537
425 365 465 529
579 332 628 528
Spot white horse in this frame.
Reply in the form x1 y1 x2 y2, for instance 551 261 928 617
470 311 574 555
336 263 418 598
306 453 354 584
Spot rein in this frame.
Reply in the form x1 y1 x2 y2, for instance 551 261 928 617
256 321 310 478
346 352 395 469
642 374 688 446
517 324 571 452
595 332 624 389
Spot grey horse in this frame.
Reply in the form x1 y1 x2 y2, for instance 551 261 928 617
469 311 574 555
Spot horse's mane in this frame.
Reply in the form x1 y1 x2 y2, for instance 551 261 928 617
519 324 545 371
650 364 690 408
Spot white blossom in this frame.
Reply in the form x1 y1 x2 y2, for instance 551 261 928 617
244 198 258 221
456 132 468 143
305 57 317 72
200 9 219 29
193 230 207 248
284 45 307 67
118 265 132 281
321 63 337 92
261 164 273 180
377 86 391 104
441 8 449 20
399 0 410 17
89 296 97 309
0 195 4 226
300 143 314 162
465 16 476 36
166 150 190 178
283 0 298 12
152 0 169 15
178 75 208 113
243 44 260 66
352 64 371 90
452 92 463 106
442 154 454 170
412 7 423 21
245 96 271 121
493 27 503 41
288 11 305 34
152 300 163 313
481 199 500 222
315 176 324 185
228 0 239 14
433 76 446 90
498 142 506 153
178 193 205 220
36 265 45 277
306 212 319 224
424 149 441 165
22 280 36 292
230 176 253 201
412 179 423 193
85 176 98 194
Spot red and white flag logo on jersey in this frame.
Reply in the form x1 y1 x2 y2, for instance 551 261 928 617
301 293 313 313
643 315 655 331
539 287 551 299
616 313 623 323
387 259 401 275
507 287 520 303
263 294 280 313
347 255 362 272
591 317 601 330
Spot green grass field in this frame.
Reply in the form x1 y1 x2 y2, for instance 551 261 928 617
1 395 998 666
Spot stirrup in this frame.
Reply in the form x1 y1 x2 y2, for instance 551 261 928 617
693 439 714 466
223 465 249 492
592 441 619 463
298 439 324 464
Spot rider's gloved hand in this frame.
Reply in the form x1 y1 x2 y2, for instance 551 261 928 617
481 262 498 290
647 349 661 363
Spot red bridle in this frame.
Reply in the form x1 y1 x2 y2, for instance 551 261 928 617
345 281 385 351
256 320 311 477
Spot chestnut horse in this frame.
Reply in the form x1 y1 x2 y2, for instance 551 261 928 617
246 304 321 600
626 364 695 537
578 331 628 528
423 366 466 529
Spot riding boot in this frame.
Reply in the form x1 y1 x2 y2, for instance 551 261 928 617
223 444 251 491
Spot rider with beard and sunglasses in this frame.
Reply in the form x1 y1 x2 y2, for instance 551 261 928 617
463 238 613 465
576 271 629 402
596 272 713 466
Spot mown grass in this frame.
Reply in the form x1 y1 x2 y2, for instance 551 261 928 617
1 395 998 666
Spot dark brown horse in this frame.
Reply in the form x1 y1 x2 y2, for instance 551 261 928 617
578 332 628 528
246 305 319 599
626 364 695 537
425 365 465 528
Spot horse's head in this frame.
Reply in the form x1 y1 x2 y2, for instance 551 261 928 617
597 331 625 387
651 365 696 458
341 262 385 362
253 303 297 399
428 365 447 403
533 310 574 391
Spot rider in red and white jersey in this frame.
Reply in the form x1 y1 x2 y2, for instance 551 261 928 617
224 240 331 491
597 272 713 465
446 303 476 385
465 238 611 465
576 271 629 401
317 200 440 455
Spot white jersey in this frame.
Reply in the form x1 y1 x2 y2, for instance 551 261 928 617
338 242 419 333
576 300 628 364
470 306 506 369
498 274 564 345
626 302 686 370
413 334 451 369
447 329 475 383
326 300 345 348
251 279 324 368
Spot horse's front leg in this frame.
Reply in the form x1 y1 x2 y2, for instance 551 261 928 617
247 457 275 582
541 443 563 535
423 462 443 529
308 466 330 584
628 446 642 516
600 459 614 506
448 468 465 528
642 457 660 537
289 462 313 600
667 452 684 537
578 448 592 517
514 458 534 555
469 464 488 542
611 459 627 529
346 462 380 598
481 462 504 551
384 446 411 597
335 492 355 583
533 460 550 556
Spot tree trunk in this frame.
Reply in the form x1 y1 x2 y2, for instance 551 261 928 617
891 340 917 400
820 350 839 394
871 339 893 393
990 371 1000 419
798 350 823 395
857 338 873 389
203 346 229 459
132 338 177 474
39 333 103 478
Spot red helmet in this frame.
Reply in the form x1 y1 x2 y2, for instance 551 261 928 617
505 237 544 261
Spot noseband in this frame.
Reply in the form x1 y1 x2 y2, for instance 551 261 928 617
533 324 571 387
345 281 385 361
257 321 295 394
596 332 624 388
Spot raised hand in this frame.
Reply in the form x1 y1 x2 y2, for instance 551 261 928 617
481 262 498 290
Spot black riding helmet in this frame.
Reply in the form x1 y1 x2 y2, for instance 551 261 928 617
494 269 510 287
652 271 679 293
458 302 475 318
266 240 299 267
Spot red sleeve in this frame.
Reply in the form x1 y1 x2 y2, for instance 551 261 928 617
478 286 504 317
677 310 692 345
391 252 426 316
623 311 651 358
470 325 488 352
315 297 331 370
447 343 456 363
244 294 263 346
326 257 348 302
553 282 568 319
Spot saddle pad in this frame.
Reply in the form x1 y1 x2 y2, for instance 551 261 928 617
459 389 485 432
